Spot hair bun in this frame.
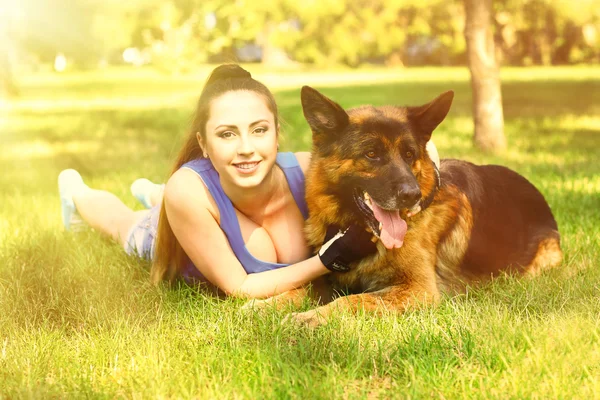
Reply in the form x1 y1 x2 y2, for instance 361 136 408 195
206 64 252 86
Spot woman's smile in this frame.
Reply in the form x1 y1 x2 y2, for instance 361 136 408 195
233 160 262 174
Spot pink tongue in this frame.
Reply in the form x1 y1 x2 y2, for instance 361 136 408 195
371 202 407 249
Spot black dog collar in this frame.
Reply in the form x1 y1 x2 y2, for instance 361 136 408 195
417 161 441 213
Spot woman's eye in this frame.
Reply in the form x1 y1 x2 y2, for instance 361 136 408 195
254 127 267 135
220 131 235 138
365 151 378 160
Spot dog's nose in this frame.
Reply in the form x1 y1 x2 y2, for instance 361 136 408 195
398 184 421 208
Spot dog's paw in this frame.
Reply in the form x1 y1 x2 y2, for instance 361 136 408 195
282 310 328 328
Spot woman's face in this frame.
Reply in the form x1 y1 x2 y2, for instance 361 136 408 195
202 90 278 190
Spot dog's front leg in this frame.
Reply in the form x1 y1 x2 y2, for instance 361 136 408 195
241 287 310 311
286 249 440 328
284 284 438 328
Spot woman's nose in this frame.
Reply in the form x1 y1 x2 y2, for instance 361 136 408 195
236 135 255 155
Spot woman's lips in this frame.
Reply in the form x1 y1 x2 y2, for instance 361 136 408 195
233 160 261 174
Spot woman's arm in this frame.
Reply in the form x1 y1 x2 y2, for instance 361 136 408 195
233 256 328 298
164 169 329 299
294 151 312 174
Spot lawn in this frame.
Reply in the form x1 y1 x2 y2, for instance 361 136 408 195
1 66 599 399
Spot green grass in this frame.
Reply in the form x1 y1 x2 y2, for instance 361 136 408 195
1 66 599 399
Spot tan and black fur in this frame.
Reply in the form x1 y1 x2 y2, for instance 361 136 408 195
252 87 562 327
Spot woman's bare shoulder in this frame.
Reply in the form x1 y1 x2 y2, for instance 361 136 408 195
164 168 218 219
294 151 312 174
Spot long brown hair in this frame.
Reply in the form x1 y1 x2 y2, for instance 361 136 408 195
150 64 280 283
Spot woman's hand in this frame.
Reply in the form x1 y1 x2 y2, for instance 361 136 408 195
318 225 378 272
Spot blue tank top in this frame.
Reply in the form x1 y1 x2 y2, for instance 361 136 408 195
178 152 308 280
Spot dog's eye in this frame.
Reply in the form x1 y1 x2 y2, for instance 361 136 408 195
405 150 414 160
365 151 379 160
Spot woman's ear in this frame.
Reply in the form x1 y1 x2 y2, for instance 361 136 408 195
196 132 207 157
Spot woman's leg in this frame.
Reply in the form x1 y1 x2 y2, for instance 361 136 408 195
149 187 164 207
59 169 149 248
130 178 165 209
73 189 149 247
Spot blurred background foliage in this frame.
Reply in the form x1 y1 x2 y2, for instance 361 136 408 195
1 0 598 73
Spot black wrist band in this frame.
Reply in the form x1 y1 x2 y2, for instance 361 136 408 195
319 253 351 272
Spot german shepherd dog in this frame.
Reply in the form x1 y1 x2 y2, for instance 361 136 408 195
250 87 563 327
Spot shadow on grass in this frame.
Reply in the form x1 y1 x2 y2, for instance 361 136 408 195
0 230 159 332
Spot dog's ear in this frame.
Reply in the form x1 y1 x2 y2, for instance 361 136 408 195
408 90 454 142
301 86 349 137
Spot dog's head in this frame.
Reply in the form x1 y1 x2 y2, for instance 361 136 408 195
301 86 453 249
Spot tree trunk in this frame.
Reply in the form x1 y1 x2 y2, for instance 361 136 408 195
0 8 18 98
0 52 19 98
464 0 505 152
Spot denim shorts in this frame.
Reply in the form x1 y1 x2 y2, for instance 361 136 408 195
124 206 160 260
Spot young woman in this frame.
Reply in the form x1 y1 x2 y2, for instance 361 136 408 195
58 64 381 299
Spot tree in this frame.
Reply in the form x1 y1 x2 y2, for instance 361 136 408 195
494 0 600 66
0 3 19 97
464 0 506 152
0 50 19 98
280 0 464 67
